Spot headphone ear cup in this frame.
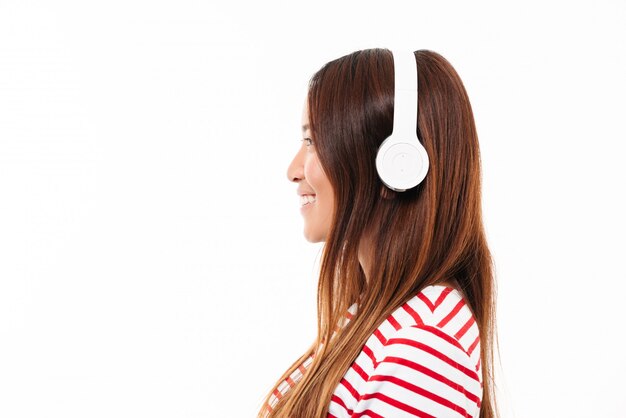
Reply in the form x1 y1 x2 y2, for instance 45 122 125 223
376 138 429 192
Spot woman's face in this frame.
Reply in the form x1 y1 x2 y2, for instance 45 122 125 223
286 100 335 243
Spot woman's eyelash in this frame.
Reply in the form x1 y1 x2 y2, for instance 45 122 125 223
302 138 313 147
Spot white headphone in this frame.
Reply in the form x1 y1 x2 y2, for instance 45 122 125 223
375 50 430 192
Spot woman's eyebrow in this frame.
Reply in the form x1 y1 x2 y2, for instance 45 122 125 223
302 124 310 132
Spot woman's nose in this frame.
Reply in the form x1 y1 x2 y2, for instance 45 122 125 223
286 148 304 183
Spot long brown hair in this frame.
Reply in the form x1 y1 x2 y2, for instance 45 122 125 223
260 49 497 417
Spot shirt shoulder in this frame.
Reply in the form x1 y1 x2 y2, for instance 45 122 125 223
369 285 481 363
350 285 483 417
351 323 483 417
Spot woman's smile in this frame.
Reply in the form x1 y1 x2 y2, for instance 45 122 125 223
300 194 317 207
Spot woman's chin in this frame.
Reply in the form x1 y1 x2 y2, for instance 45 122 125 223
303 227 326 243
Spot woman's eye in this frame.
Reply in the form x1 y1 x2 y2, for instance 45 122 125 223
303 138 313 147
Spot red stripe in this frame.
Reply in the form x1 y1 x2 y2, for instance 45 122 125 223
362 344 378 368
454 316 475 340
386 336 480 381
380 356 481 406
420 324 466 352
352 361 370 381
437 299 465 327
352 409 385 418
340 377 360 401
286 376 295 387
330 394 353 415
388 313 402 331
298 363 308 375
402 302 423 324
272 388 282 400
368 374 473 418
468 336 480 356
434 287 453 308
374 329 387 345
358 392 435 418
418 293 436 312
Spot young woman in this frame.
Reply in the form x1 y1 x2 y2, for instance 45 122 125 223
260 48 497 418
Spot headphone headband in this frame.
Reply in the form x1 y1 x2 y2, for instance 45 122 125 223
391 50 419 139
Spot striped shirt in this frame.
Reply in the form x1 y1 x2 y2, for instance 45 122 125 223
266 285 483 417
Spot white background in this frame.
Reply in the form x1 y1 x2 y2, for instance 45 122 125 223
1 1 625 417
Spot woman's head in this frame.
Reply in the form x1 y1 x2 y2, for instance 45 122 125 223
268 48 496 417
288 48 484 279
286 99 335 243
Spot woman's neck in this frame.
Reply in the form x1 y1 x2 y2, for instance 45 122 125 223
357 232 459 292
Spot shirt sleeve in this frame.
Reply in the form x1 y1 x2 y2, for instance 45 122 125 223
350 324 482 418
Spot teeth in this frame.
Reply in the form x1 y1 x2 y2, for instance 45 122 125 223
300 195 317 206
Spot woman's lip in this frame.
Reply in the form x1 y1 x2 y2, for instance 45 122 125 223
300 200 315 212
